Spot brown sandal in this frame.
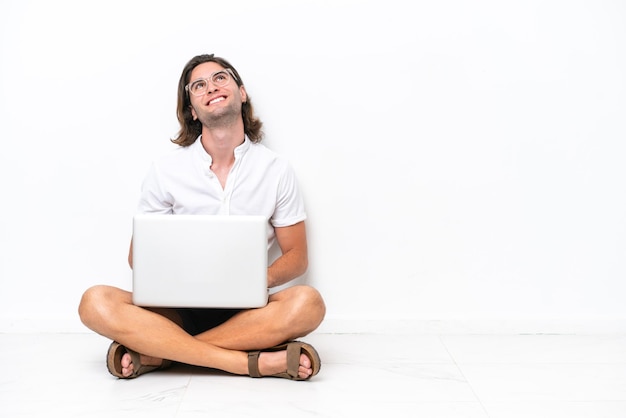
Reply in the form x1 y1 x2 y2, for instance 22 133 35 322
247 341 321 381
106 341 172 379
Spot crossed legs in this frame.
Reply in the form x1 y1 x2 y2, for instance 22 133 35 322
78 284 325 378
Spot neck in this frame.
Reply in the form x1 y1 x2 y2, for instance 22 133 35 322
200 122 245 164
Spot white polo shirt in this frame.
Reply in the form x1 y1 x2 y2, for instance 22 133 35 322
137 136 306 246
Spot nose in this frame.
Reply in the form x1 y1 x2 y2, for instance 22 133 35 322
205 81 219 95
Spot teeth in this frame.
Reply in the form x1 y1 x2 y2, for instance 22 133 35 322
209 97 225 105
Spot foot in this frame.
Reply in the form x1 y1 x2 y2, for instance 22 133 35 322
120 352 165 378
257 350 313 379
247 341 321 380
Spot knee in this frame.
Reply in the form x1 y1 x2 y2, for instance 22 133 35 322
289 285 326 331
302 286 326 319
78 285 116 329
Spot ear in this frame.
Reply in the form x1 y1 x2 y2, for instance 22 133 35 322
240 85 248 103
190 105 198 121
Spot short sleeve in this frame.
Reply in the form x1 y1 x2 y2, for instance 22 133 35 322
136 162 173 214
271 161 307 227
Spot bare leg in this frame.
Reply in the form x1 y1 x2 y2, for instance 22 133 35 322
194 286 325 349
78 284 325 378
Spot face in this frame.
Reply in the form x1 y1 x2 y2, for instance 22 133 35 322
188 61 248 128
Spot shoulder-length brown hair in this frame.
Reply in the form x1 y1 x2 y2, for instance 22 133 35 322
172 54 264 147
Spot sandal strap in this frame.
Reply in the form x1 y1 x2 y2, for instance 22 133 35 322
248 351 262 378
285 342 301 378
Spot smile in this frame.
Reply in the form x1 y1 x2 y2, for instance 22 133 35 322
208 97 226 105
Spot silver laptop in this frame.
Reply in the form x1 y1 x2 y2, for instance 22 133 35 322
131 214 269 308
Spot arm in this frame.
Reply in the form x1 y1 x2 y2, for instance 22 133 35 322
267 221 308 288
128 237 133 269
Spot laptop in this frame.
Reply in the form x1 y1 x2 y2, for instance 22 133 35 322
131 214 269 308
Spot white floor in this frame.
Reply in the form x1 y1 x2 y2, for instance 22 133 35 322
1 332 626 417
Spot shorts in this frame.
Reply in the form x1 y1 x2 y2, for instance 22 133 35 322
175 308 242 336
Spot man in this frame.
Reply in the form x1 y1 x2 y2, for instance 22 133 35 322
78 54 326 380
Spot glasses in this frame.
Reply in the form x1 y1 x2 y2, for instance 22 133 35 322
185 69 236 96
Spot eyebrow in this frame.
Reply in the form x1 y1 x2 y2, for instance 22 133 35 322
190 69 230 82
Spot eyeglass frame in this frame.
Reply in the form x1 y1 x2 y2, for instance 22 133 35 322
184 68 238 97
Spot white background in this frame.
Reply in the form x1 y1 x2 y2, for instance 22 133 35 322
1 0 625 333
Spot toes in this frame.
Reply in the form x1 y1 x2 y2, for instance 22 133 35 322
298 367 312 378
298 353 312 378
121 353 134 377
120 352 132 368
300 353 311 369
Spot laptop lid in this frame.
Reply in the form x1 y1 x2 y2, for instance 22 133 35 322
131 214 269 308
